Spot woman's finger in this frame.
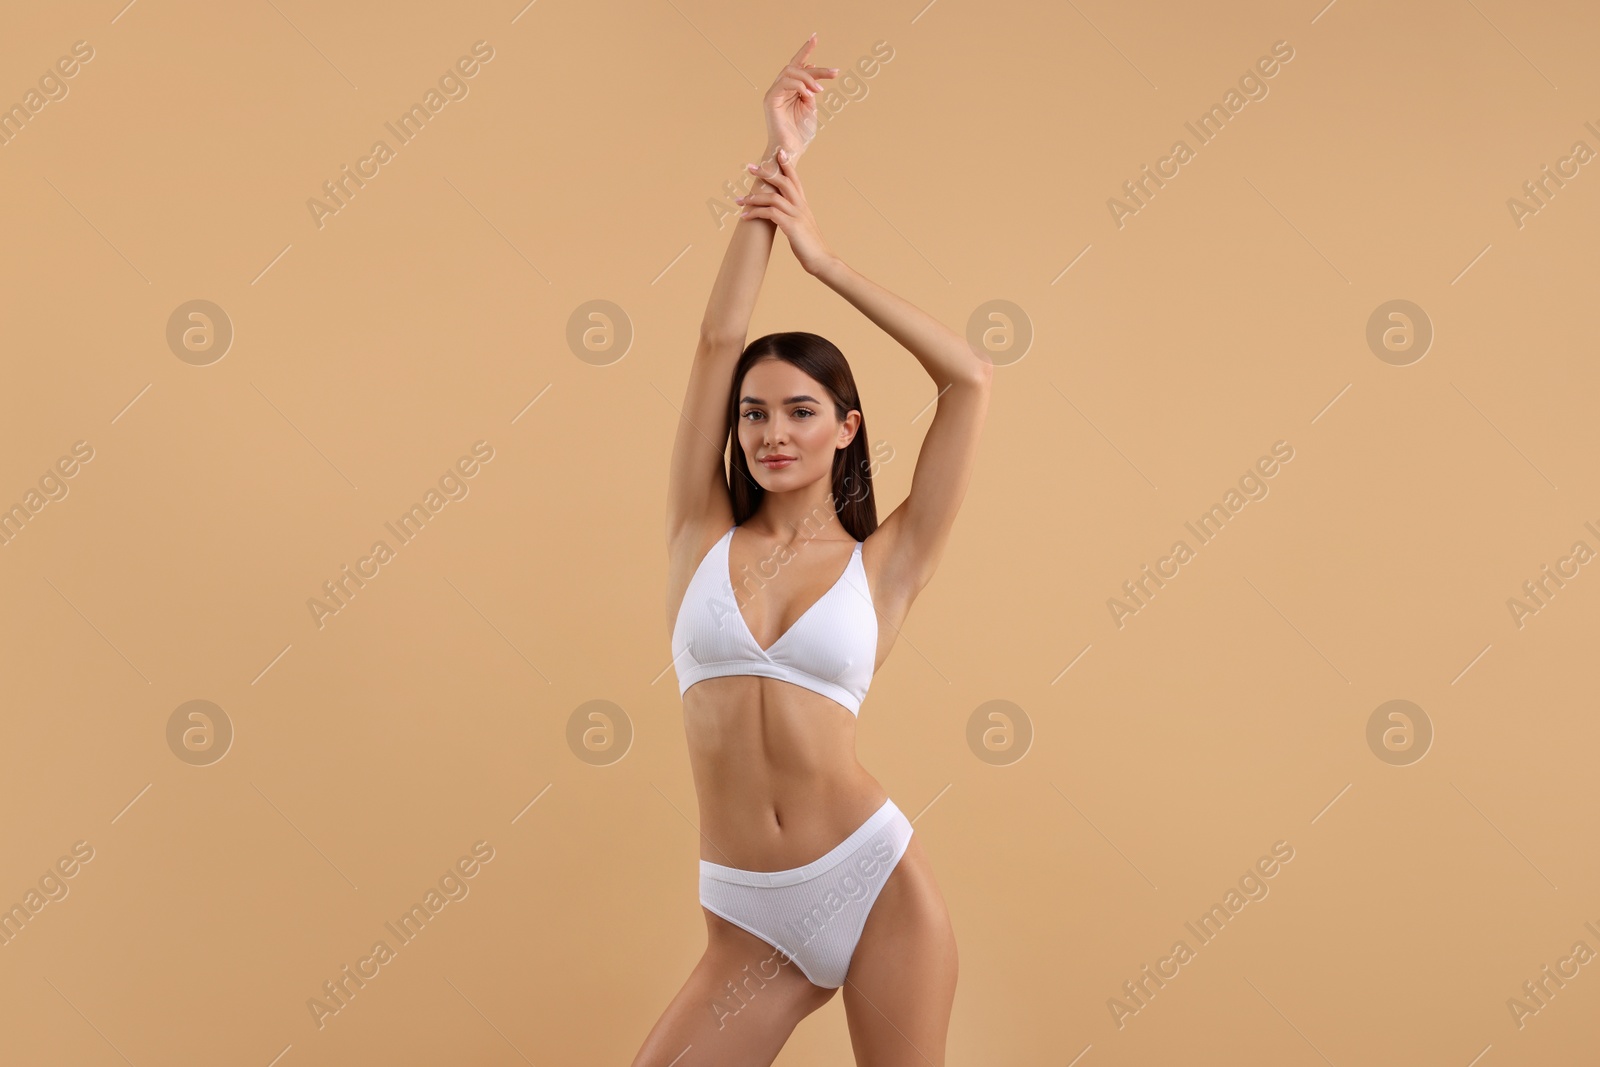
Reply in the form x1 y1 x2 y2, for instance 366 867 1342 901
740 189 790 207
788 33 817 67
780 69 821 96
741 205 784 224
737 189 793 213
789 66 824 93
769 74 810 103
756 161 796 198
759 168 795 196
773 149 804 192
746 160 782 184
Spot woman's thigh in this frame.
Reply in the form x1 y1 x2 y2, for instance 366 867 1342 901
840 834 959 1066
630 909 837 1067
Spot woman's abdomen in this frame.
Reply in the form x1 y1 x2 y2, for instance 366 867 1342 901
683 677 887 870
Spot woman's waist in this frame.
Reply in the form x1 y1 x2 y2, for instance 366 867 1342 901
689 763 888 871
682 684 885 869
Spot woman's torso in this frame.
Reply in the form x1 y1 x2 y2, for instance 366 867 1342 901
667 520 906 871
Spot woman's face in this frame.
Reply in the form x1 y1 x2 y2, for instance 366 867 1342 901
736 358 859 489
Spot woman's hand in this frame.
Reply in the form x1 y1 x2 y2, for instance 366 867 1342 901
737 150 836 276
762 34 839 163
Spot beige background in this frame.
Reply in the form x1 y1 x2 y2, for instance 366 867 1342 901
2 0 1597 1064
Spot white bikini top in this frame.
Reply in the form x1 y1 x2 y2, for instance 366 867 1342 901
671 524 878 715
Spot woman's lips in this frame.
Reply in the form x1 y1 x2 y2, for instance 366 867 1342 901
760 456 795 469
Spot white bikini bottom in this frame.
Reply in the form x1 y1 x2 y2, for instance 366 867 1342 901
698 797 914 989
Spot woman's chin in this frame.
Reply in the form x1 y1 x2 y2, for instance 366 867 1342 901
754 463 809 487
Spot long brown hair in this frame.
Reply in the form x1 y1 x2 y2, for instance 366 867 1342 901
726 332 878 542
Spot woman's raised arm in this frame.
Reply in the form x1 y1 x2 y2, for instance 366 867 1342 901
663 209 773 548
665 37 838 549
818 253 993 591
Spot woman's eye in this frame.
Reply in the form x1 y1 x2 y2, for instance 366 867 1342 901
742 407 813 421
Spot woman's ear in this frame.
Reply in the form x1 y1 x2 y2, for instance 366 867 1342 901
837 409 862 447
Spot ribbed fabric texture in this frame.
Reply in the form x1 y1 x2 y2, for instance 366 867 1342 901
699 798 914 988
671 525 877 715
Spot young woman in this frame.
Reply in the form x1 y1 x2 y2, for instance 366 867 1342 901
634 35 991 1067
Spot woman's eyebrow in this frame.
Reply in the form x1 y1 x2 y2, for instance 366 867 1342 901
740 393 821 405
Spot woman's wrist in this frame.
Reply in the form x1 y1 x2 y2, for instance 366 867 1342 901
811 252 846 284
755 143 793 185
741 145 770 194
